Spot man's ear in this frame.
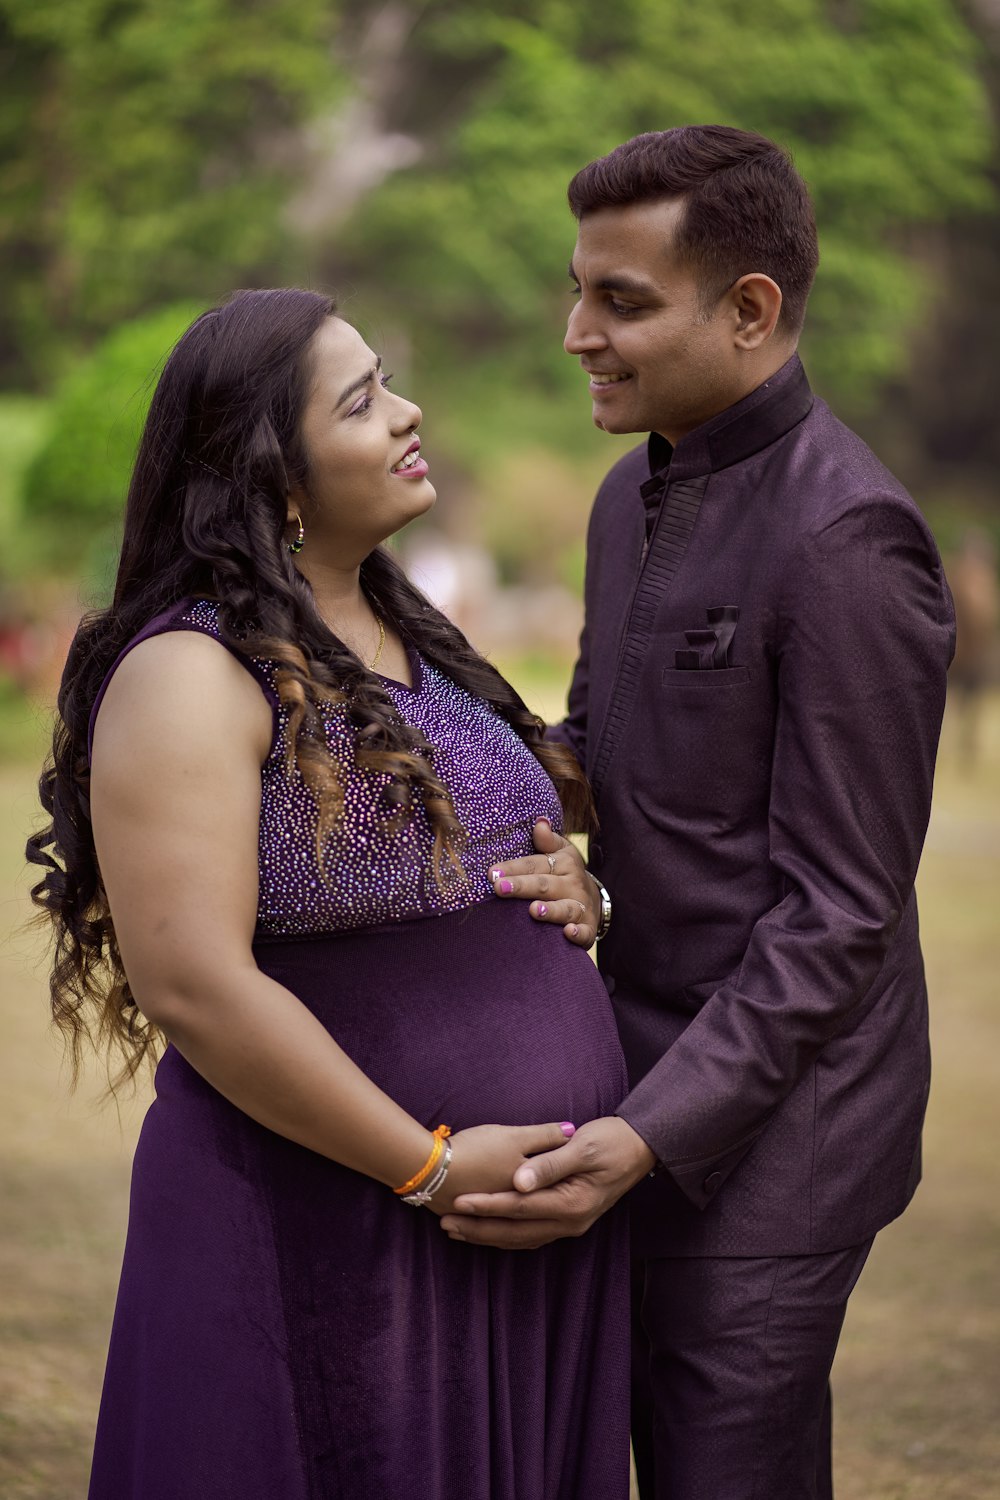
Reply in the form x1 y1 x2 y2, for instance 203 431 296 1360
728 273 783 351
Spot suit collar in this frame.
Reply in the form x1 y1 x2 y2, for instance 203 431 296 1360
644 353 813 489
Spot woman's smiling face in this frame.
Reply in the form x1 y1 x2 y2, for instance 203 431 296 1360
291 317 435 562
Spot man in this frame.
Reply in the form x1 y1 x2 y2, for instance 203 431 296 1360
441 126 955 1498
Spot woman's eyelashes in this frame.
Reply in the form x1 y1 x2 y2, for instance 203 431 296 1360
348 372 394 418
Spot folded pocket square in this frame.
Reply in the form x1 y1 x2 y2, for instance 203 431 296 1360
675 605 740 670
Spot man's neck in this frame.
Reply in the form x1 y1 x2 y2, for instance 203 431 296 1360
655 340 799 447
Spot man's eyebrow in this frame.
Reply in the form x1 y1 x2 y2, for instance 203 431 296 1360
336 355 382 410
567 263 657 297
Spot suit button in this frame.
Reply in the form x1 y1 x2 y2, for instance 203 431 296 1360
703 1172 722 1197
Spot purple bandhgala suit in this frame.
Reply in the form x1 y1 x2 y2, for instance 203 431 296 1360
86 600 630 1500
556 354 954 1497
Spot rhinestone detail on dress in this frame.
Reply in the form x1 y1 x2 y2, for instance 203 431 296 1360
177 599 563 937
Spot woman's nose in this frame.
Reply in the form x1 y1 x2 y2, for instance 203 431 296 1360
394 394 422 430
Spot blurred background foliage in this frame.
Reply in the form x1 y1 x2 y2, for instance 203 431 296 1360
0 0 997 601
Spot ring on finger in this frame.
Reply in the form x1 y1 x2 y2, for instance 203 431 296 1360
546 854 557 873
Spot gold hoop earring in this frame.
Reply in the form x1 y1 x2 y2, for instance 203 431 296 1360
287 514 305 554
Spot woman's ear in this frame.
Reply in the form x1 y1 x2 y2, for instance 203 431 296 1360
285 480 308 526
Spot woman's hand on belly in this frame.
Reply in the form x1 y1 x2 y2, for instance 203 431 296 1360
426 1121 575 1216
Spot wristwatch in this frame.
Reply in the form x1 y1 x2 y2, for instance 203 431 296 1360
593 880 612 941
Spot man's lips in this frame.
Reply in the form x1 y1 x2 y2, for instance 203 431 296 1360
585 370 633 393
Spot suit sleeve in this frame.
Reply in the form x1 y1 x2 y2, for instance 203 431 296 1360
616 494 955 1207
547 617 589 771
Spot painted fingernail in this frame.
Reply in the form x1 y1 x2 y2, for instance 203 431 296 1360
566 924 578 937
498 878 513 894
537 903 548 916
560 1121 576 1137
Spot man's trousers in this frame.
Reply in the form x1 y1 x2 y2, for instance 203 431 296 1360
631 1239 874 1500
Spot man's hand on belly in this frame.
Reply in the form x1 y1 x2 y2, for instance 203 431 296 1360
439 1117 655 1249
489 819 601 948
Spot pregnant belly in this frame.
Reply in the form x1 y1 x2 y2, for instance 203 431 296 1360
252 897 627 1129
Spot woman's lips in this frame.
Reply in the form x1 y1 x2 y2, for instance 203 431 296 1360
390 455 429 478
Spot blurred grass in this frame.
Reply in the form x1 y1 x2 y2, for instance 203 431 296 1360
831 692 1000 1498
1 679 998 1497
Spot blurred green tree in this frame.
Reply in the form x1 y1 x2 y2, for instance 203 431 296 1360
0 0 340 386
338 0 991 425
22 303 200 571
1 0 992 576
2 1 990 404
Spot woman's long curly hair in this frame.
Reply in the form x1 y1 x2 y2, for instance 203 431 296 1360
27 288 596 1089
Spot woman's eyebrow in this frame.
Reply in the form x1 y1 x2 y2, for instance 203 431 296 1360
336 355 383 409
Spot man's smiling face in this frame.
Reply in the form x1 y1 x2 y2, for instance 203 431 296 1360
565 197 748 446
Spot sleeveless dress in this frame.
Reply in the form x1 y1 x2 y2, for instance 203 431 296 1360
86 599 630 1500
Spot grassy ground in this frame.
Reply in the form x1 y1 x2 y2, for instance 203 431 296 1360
1 685 998 1498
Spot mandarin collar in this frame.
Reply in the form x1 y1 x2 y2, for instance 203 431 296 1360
643 353 813 490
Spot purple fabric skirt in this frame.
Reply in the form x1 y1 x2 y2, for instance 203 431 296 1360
88 899 631 1499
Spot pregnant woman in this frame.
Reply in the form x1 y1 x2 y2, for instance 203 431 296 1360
28 289 630 1499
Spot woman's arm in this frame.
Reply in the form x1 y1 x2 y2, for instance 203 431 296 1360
90 631 565 1205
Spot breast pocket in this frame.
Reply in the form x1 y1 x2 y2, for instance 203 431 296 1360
660 665 750 691
644 665 768 822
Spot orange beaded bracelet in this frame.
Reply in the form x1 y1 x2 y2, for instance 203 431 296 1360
393 1125 452 1196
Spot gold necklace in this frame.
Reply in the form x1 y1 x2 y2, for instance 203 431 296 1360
369 615 386 670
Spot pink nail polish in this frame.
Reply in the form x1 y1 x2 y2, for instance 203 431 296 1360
537 903 548 916
560 1121 576 1137
499 878 513 895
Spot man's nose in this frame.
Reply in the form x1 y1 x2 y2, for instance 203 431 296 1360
564 301 607 355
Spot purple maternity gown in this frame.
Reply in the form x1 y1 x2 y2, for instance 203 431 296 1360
86 599 630 1500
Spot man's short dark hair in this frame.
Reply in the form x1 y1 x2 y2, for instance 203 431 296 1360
568 126 819 334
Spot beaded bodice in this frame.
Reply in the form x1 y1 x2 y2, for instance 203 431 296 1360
95 600 563 938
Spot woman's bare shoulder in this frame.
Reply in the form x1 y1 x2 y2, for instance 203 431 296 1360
92 628 273 770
